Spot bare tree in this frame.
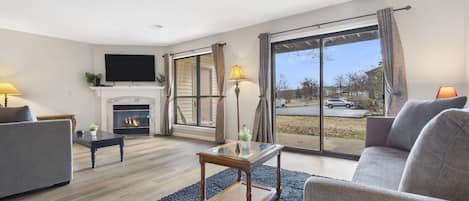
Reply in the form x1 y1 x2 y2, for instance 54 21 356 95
276 74 292 100
345 72 368 96
334 75 347 96
300 78 319 99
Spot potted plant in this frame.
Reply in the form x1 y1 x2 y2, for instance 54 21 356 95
156 73 166 85
89 124 99 136
239 125 252 149
95 73 103 86
85 72 103 86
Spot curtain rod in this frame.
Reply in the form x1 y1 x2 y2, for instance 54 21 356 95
168 42 226 57
271 5 411 36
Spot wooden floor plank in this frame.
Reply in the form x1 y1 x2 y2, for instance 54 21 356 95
5 136 356 201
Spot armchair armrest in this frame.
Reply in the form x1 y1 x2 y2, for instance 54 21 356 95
365 116 395 147
304 177 445 201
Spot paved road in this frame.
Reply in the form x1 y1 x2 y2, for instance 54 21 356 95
275 104 369 118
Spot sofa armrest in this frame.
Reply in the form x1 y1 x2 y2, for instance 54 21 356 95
365 116 395 147
0 120 72 198
304 177 445 201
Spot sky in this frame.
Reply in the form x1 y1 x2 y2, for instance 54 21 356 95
275 38 382 89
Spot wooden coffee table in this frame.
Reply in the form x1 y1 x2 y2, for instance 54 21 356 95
198 142 284 201
73 131 124 168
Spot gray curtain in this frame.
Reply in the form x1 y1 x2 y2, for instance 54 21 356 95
161 53 172 135
252 33 274 143
377 8 408 116
212 43 226 144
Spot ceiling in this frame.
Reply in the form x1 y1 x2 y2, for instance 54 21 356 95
0 0 350 46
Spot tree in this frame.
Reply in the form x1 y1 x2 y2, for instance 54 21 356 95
334 75 347 96
300 77 318 99
276 74 294 101
295 87 302 99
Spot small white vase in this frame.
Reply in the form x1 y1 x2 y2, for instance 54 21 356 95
90 130 97 136
240 141 251 150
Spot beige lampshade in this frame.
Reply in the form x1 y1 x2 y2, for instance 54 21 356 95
436 86 458 99
229 65 246 81
0 83 20 95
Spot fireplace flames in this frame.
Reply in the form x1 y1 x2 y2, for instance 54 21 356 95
124 117 141 127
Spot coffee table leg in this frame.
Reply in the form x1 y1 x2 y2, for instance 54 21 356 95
91 147 96 168
237 169 241 182
277 152 282 198
246 170 252 201
200 161 206 201
120 139 124 162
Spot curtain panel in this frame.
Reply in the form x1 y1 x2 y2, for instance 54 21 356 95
377 7 408 116
161 53 173 135
212 43 226 144
252 33 274 143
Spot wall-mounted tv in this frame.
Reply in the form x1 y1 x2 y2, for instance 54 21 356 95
105 54 156 82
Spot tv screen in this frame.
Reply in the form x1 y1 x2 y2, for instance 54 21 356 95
105 54 156 81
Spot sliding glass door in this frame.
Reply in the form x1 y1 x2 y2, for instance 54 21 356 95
274 38 321 151
272 26 384 157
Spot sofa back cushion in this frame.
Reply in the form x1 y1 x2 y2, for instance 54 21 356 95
386 96 466 151
399 109 469 200
0 106 37 123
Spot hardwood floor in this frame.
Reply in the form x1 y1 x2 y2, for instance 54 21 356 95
6 136 357 201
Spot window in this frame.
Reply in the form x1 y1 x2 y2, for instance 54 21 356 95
272 25 384 158
174 53 219 127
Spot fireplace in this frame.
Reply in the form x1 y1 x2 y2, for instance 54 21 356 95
113 104 150 135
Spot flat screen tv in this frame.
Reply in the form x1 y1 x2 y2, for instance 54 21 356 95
105 54 156 81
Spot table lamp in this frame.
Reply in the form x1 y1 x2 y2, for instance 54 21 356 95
436 86 458 99
0 83 20 107
229 65 246 135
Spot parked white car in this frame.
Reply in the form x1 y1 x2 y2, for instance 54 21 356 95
325 98 354 109
275 98 287 107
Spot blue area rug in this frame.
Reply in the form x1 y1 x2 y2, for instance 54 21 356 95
159 165 312 201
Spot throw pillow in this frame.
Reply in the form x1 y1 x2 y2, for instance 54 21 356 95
386 96 466 151
399 109 469 200
0 105 37 123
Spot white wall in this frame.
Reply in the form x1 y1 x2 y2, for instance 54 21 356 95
0 28 167 129
92 45 167 83
0 28 96 129
168 0 469 140
0 0 466 139
466 0 469 96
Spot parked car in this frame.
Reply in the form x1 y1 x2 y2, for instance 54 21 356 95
326 98 354 109
275 98 287 107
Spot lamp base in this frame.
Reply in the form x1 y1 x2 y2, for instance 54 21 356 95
3 94 7 107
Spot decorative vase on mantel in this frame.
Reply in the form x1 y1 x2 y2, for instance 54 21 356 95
94 77 101 87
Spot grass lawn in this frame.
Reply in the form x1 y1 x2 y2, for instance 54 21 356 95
275 115 366 140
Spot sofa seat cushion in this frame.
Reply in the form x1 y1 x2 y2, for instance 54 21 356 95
399 109 469 201
352 146 409 190
386 96 466 151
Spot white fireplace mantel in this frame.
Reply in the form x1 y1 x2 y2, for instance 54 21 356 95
90 86 164 135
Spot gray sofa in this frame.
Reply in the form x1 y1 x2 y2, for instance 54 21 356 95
304 97 469 201
0 119 72 198
304 117 443 201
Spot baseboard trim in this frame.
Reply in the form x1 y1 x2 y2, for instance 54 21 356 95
173 132 214 142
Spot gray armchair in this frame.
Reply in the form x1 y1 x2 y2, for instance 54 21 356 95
0 120 72 198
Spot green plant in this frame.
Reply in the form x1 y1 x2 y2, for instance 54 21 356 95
85 72 96 84
96 73 103 80
156 73 166 84
239 125 252 142
89 124 99 131
85 72 103 86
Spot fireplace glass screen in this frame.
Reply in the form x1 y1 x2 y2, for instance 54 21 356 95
113 105 150 135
